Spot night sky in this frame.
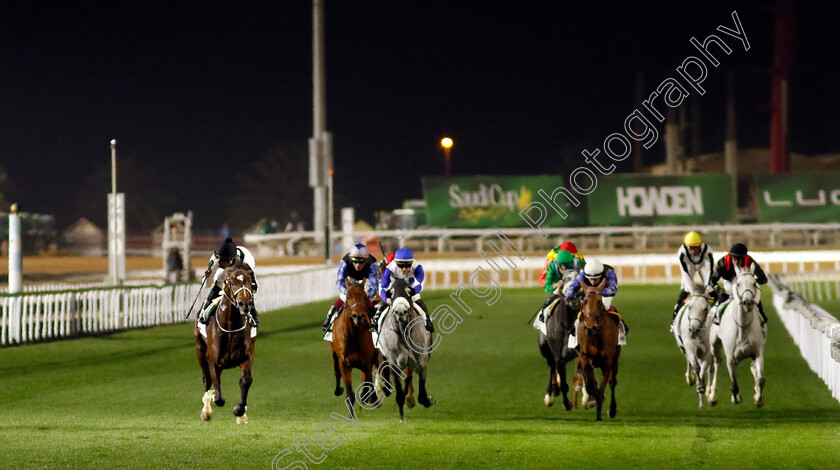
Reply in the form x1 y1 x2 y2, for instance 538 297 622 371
1 1 837 233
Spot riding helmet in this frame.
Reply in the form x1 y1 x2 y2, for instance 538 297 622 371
216 237 237 259
394 248 414 263
349 243 369 259
583 259 605 279
558 241 577 253
684 231 702 247
555 250 576 268
729 243 748 257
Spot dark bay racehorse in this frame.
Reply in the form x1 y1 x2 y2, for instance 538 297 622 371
195 268 256 423
577 278 621 421
538 269 580 409
329 279 380 407
377 278 435 422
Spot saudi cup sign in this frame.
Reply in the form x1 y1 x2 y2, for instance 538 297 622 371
422 176 587 228
756 174 840 223
587 174 734 225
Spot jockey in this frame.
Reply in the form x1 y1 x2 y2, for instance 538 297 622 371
536 249 585 322
321 243 381 332
709 243 769 325
565 258 628 342
199 237 259 326
539 241 584 288
674 231 716 319
377 247 433 333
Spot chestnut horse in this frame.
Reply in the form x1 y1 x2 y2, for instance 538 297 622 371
329 279 380 407
577 278 621 421
195 268 256 423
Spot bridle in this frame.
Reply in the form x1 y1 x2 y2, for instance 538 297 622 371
216 277 253 334
580 290 604 334
733 272 759 328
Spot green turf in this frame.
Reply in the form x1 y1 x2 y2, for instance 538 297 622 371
1 286 839 469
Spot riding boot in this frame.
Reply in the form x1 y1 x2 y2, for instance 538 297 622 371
368 309 378 332
416 299 434 333
757 301 768 325
322 305 337 332
713 293 730 325
198 285 222 324
673 290 689 320
249 306 259 327
622 319 629 335
539 294 558 322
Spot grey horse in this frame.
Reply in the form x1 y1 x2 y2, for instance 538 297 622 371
376 278 436 422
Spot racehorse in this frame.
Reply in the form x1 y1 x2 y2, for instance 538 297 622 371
329 279 380 407
576 278 621 421
377 278 435 422
672 291 715 408
194 268 256 423
709 272 767 407
538 268 580 409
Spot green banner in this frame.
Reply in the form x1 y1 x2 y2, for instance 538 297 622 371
422 176 587 228
756 174 840 223
587 174 734 225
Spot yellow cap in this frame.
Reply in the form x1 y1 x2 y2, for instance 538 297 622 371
684 231 702 246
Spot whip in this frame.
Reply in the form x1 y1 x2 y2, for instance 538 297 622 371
184 259 215 321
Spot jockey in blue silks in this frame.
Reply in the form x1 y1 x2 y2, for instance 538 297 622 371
564 258 628 344
376 247 433 333
321 244 381 332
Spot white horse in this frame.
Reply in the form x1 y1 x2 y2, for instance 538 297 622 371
672 291 714 408
709 272 767 406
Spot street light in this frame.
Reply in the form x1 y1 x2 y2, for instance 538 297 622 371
441 137 453 177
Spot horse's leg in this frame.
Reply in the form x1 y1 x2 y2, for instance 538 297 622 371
234 353 253 423
393 370 406 423
727 358 741 404
752 353 766 407
557 358 572 411
685 356 696 385
331 350 344 396
707 336 722 406
608 348 620 419
209 363 225 407
417 366 435 408
581 362 601 421
360 363 378 407
571 370 582 410
339 361 356 407
404 368 415 409
544 361 557 407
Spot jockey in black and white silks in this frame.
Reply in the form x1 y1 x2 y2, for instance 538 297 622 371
199 237 259 326
674 231 716 319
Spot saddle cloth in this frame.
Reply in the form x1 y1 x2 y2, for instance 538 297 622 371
324 302 429 345
532 297 563 335
197 296 256 339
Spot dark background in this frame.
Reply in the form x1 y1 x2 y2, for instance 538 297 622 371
0 1 836 234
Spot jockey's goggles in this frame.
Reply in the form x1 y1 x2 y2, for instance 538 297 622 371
351 257 366 264
396 261 412 268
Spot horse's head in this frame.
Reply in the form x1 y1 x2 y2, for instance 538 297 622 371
734 272 759 312
388 278 415 324
344 278 368 328
686 295 711 339
580 279 606 336
224 269 254 315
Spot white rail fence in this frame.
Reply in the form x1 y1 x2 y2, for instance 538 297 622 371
1 267 335 346
769 273 840 403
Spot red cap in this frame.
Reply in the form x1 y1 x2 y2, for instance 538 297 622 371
385 252 395 264
559 242 577 253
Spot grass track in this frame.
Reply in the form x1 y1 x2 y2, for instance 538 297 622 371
1 285 839 469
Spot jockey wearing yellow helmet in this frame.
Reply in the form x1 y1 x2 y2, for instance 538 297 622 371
673 231 716 319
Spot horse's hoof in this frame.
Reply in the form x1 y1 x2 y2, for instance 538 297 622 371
544 394 554 407
563 400 572 411
399 418 406 424
709 398 718 407
584 400 597 409
236 413 249 424
427 396 436 407
215 398 225 407
200 410 213 421
233 404 247 417
406 396 416 408
755 399 765 407
732 394 742 404
608 410 616 419
334 387 344 396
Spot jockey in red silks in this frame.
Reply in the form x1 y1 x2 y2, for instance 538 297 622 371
539 242 584 287
321 244 381 332
709 243 769 325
